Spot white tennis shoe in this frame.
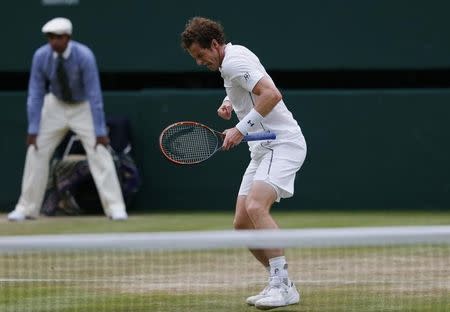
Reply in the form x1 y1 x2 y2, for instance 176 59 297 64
7 210 35 221
254 277 300 310
110 211 128 221
246 284 271 306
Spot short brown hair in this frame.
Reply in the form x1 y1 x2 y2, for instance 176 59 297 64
181 17 226 50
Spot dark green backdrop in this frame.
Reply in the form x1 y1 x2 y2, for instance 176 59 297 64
1 0 450 71
1 89 449 212
1 0 450 212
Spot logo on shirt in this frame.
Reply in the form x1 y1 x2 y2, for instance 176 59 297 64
244 72 250 81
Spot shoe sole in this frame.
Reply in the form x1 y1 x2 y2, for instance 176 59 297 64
8 216 37 221
255 301 299 311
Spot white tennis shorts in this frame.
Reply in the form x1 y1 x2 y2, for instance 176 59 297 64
238 137 307 202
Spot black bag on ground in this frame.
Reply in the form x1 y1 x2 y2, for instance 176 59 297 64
41 118 140 216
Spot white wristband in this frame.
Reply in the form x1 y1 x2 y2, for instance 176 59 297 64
235 108 263 135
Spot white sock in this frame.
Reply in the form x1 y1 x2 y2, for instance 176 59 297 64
269 256 289 285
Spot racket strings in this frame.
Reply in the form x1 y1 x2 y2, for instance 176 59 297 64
161 124 218 164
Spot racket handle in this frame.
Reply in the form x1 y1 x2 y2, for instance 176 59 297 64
243 132 276 142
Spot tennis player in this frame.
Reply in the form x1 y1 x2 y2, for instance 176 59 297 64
181 17 306 309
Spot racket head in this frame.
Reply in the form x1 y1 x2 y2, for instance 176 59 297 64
159 121 223 165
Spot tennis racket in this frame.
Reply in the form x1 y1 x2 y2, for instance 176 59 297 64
159 121 276 165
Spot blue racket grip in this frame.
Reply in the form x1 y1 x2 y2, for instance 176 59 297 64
243 132 276 142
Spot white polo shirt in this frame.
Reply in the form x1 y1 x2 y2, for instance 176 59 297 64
219 43 304 151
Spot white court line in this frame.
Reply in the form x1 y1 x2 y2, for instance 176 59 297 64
1 278 448 285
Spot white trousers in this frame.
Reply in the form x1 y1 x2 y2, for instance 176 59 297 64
15 93 126 218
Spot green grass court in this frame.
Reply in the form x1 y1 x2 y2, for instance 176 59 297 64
1 210 449 235
0 211 449 312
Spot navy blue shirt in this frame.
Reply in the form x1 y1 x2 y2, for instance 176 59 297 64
27 41 107 136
